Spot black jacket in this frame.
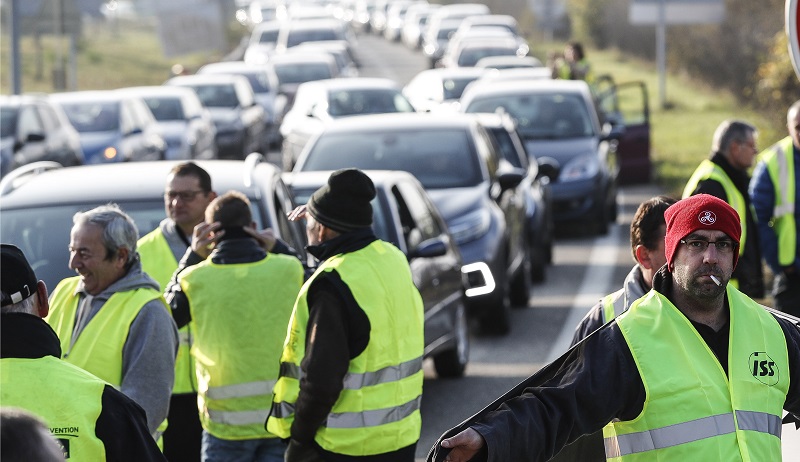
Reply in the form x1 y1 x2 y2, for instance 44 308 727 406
289 228 417 462
689 152 765 298
0 313 166 462
427 267 800 462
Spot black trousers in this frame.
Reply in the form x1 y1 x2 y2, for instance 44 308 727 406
163 393 202 462
773 272 800 318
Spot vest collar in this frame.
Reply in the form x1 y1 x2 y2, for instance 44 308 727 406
307 228 377 262
0 313 62 359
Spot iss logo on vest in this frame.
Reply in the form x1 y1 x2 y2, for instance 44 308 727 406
749 352 780 386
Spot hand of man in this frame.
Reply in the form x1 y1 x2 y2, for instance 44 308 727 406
285 438 323 462
244 226 277 252
440 427 485 462
288 204 307 222
191 221 222 259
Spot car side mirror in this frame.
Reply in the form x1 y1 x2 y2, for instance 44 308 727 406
536 156 560 182
497 169 524 191
601 121 625 141
407 236 447 260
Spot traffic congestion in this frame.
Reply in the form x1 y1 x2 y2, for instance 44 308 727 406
1 0 800 461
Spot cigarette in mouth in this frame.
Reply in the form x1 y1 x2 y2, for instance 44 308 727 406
710 275 721 286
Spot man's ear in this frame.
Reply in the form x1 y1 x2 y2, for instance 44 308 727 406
35 281 49 318
116 247 130 268
634 245 654 270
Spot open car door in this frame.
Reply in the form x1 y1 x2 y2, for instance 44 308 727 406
595 78 651 185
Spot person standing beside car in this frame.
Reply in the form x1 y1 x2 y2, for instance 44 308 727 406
164 191 304 462
45 204 178 441
138 162 217 461
267 168 425 462
683 120 765 299
751 100 800 318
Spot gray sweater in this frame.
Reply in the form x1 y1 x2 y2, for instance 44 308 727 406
65 257 178 435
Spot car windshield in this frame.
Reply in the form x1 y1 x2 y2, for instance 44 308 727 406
442 76 481 100
302 129 482 189
457 47 517 67
58 101 120 132
466 93 595 140
274 63 332 84
0 200 267 291
191 84 240 108
327 89 415 116
287 29 342 48
0 107 18 138
145 97 185 121
239 71 272 93
259 29 279 44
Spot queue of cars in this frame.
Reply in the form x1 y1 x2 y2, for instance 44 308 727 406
1 0 652 378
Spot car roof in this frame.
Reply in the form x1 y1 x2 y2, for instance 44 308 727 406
299 77 400 91
0 159 281 209
285 169 418 191
50 90 132 103
123 85 197 98
0 94 52 106
166 74 249 86
269 52 337 65
197 62 269 74
413 67 489 80
311 112 479 133
462 79 592 100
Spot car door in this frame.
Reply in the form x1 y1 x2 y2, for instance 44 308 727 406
595 79 651 185
391 179 463 349
14 104 48 166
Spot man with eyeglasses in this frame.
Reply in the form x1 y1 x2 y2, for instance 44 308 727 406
751 100 800 318
429 194 800 462
683 120 764 299
138 162 217 461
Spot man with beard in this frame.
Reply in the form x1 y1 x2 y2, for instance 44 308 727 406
429 194 800 462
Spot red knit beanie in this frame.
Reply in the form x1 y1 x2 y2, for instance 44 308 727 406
664 194 742 271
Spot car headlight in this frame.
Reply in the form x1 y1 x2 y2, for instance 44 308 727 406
559 153 599 182
449 208 491 245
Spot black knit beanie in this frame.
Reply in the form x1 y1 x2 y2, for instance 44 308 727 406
307 169 376 232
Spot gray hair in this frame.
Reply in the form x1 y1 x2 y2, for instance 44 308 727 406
711 120 756 155
72 203 138 265
0 291 36 315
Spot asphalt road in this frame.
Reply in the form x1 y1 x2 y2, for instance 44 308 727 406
283 31 800 461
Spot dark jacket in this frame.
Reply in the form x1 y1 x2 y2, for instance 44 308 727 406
0 313 166 462
689 152 765 298
288 228 417 462
427 267 800 462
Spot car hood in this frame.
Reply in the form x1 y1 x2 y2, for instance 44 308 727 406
155 121 188 138
523 136 598 166
207 108 240 122
424 185 486 224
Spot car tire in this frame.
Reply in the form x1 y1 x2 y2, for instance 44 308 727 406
530 241 547 283
510 249 531 307
480 264 511 335
433 303 469 378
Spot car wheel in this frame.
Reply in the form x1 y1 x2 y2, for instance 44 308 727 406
433 302 469 378
510 249 531 307
480 264 511 335
530 240 547 283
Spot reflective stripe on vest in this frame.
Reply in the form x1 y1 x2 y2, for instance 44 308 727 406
1 357 108 461
605 411 781 458
604 286 788 461
268 240 424 456
762 137 797 266
683 159 748 257
180 253 303 440
138 228 197 394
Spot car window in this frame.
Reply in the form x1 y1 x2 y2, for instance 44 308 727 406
17 106 44 140
394 181 442 244
303 128 482 189
59 101 119 133
443 76 480 100
0 105 18 138
327 89 414 116
486 126 525 169
145 97 185 121
259 29 279 44
1 199 268 292
272 180 307 258
273 63 333 85
466 93 594 140
38 104 62 131
193 84 240 108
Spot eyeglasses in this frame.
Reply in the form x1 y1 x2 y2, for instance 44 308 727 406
680 239 737 254
164 190 205 201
